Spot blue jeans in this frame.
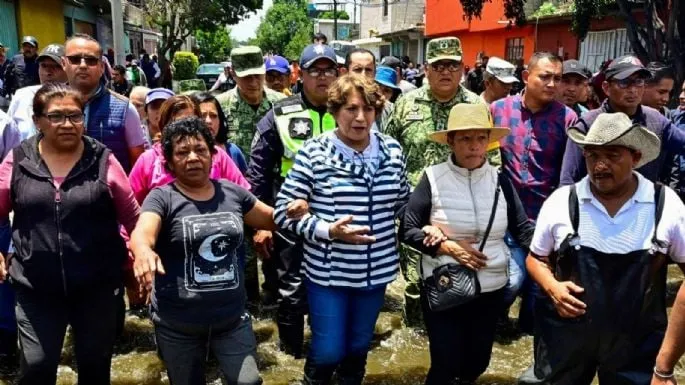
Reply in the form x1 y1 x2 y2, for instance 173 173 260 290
502 233 527 310
0 221 15 333
306 280 386 366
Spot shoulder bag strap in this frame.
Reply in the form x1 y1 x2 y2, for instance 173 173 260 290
478 171 502 252
568 184 579 235
652 182 666 244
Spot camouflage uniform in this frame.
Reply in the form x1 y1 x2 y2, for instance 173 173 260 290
216 46 286 156
383 37 482 327
216 46 285 305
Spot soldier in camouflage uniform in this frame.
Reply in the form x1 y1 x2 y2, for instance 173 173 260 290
384 37 482 326
217 46 286 156
216 46 285 305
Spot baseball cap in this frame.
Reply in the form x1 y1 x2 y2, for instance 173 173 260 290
265 55 290 74
299 44 337 69
425 37 462 64
380 56 404 70
22 36 38 47
604 55 650 80
485 57 518 84
375 66 401 90
37 44 65 64
145 88 175 106
230 46 266 77
562 60 589 78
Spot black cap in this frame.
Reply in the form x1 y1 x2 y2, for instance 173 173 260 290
604 55 650 80
562 60 589 79
22 36 38 48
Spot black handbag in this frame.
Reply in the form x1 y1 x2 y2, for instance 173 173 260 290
421 173 501 312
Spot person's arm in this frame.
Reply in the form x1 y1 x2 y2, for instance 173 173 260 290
214 147 250 190
394 153 410 217
209 75 225 92
0 118 19 161
153 62 161 79
140 70 148 87
227 143 248 175
128 149 153 205
559 137 586 185
124 103 147 167
654 282 685 384
500 172 535 250
131 189 167 290
400 172 440 255
244 200 277 231
661 119 685 156
106 154 141 235
246 111 278 204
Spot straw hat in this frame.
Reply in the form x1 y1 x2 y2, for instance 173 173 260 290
428 104 510 145
567 112 660 168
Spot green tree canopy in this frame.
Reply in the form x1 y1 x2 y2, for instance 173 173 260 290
195 27 233 63
254 0 313 60
319 10 350 20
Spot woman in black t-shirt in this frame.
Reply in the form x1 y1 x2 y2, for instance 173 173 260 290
131 117 275 385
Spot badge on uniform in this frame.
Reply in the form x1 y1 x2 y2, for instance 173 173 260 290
406 105 423 121
289 118 313 139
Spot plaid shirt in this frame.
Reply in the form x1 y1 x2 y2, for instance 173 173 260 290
490 94 577 220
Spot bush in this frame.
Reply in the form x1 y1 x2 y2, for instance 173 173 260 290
173 52 200 80
177 79 207 93
319 10 350 20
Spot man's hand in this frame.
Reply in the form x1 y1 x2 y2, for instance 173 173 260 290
548 281 586 318
253 230 274 260
329 215 376 244
422 225 447 247
133 249 165 291
0 253 6 283
286 199 310 219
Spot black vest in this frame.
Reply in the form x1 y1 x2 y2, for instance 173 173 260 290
8 136 127 295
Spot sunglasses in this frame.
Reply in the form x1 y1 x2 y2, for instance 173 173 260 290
430 62 461 73
66 55 100 66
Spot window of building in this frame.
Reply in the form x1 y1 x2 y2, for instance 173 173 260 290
505 37 524 63
382 0 388 17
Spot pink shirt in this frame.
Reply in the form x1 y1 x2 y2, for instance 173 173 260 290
129 143 250 205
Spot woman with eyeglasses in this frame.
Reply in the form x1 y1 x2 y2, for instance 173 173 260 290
129 95 250 205
0 83 140 384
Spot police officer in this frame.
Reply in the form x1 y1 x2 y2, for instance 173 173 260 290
3 36 40 97
217 46 285 306
384 36 482 326
247 43 339 358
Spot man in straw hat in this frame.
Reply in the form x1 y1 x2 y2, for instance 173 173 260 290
401 103 534 385
525 112 685 384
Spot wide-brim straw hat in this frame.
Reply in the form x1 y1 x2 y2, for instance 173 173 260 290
567 112 660 168
429 104 510 145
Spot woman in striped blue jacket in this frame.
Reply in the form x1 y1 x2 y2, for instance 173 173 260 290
274 74 410 385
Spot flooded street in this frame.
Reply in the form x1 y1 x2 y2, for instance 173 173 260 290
1 266 684 385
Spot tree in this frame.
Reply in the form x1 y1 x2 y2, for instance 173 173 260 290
144 0 261 67
195 27 233 63
254 0 313 60
319 10 350 20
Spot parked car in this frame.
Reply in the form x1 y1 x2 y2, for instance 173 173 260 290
196 63 224 90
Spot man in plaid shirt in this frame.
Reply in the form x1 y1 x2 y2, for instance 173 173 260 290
490 52 577 334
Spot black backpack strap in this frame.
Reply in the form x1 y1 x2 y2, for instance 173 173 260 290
652 182 666 244
568 184 579 235
479 170 502 252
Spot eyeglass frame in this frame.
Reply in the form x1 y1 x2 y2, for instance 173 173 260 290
304 67 338 78
39 112 85 125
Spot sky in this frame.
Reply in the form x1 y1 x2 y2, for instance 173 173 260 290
230 0 273 42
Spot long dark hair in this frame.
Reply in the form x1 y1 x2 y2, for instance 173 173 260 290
191 92 229 145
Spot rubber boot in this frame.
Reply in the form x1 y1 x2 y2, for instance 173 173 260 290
302 360 336 385
336 354 367 385
277 309 304 358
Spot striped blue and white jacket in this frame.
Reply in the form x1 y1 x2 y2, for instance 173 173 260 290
274 131 410 288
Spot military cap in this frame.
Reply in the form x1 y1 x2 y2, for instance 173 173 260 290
426 37 462 64
230 46 266 78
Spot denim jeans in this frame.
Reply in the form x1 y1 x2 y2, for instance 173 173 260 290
306 280 386 367
502 232 527 310
153 311 261 385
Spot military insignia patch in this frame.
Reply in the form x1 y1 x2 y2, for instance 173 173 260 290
289 118 313 139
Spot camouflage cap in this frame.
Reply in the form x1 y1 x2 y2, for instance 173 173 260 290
230 46 266 78
426 37 462 64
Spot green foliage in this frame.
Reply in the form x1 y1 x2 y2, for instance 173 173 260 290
459 0 526 25
254 0 313 59
178 79 207 93
173 51 200 80
532 2 558 18
195 28 233 63
570 0 611 40
319 10 350 20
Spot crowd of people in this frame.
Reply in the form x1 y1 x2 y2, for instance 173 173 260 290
0 29 684 385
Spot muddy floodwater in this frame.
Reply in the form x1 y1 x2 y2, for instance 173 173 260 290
2 266 685 385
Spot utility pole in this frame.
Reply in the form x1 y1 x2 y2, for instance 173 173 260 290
333 0 338 40
110 0 126 65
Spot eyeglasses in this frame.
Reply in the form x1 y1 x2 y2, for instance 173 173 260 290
66 55 100 66
430 62 461 73
42 112 84 125
612 78 646 89
305 67 337 78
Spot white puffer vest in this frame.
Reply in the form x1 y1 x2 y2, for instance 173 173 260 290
421 159 510 293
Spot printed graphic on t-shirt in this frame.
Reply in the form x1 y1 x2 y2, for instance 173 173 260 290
182 212 242 292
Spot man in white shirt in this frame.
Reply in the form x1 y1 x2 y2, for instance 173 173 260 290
524 112 685 384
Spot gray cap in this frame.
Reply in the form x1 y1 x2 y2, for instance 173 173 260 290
37 44 65 64
485 57 518 83
22 36 38 47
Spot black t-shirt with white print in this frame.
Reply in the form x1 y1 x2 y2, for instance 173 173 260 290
142 179 256 324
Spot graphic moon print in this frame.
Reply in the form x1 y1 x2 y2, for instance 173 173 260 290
197 234 230 262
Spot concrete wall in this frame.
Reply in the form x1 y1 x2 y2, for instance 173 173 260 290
390 0 423 32
360 0 392 37
16 0 66 47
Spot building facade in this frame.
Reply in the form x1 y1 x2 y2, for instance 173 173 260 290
359 0 425 63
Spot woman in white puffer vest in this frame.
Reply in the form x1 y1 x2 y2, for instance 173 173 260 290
401 103 535 385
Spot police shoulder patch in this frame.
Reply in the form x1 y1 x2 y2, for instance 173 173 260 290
289 118 313 140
